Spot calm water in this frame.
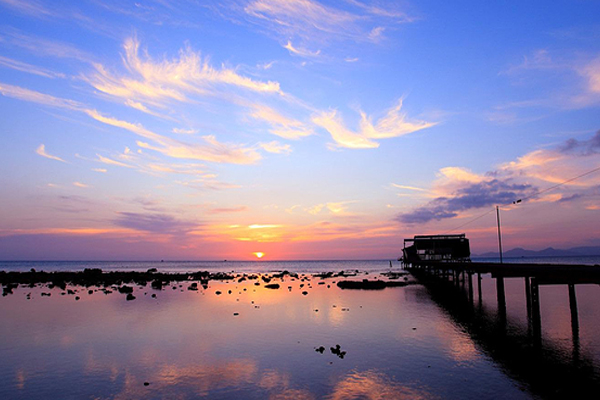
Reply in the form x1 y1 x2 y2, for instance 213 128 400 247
2 258 600 399
2 255 599 274
0 259 400 274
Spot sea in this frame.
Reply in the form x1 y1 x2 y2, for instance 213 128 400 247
2 256 600 399
1 255 599 274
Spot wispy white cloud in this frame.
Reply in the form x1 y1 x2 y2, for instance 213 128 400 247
124 99 172 120
73 181 90 188
1 82 264 165
35 144 66 163
242 0 411 46
85 109 262 164
283 41 320 58
306 201 356 216
258 140 291 154
391 183 428 192
172 127 198 135
313 98 436 149
85 37 282 107
176 176 241 191
313 109 378 149
0 0 55 18
500 50 600 110
0 55 65 78
96 154 133 168
258 60 275 70
368 26 385 41
0 82 82 110
580 57 600 94
249 104 313 139
146 163 206 175
0 28 95 63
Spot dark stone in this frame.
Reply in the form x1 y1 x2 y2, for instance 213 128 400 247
126 293 136 301
151 280 163 290
144 382 150 386
264 283 280 289
2 283 18 296
151 294 156 298
75 296 80 301
330 344 346 359
336 280 411 290
215 291 222 295
302 291 308 295
118 286 134 294
315 346 325 353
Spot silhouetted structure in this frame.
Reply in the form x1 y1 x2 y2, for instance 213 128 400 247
402 234 470 263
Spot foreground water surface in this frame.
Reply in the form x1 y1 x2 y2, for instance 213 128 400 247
1 259 600 399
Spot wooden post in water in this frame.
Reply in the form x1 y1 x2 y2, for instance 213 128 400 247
568 283 580 345
468 272 473 303
531 278 541 341
477 273 482 306
524 277 532 321
496 275 506 316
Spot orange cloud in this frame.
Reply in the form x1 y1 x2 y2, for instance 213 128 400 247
313 99 436 149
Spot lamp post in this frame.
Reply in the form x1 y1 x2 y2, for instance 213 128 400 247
496 206 503 264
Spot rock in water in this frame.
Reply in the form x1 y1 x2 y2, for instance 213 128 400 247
336 280 410 290
264 283 280 289
118 286 134 294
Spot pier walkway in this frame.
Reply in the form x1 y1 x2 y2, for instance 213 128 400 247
403 260 600 342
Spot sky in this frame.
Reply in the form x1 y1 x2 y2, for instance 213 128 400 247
0 0 599 261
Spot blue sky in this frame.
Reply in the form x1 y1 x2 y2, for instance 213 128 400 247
0 0 599 260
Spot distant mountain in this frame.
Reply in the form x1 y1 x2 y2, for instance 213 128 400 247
474 246 600 258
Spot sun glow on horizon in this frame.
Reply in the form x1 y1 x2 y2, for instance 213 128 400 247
253 252 265 259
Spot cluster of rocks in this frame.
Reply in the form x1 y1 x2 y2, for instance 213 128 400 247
1 268 415 303
315 344 347 359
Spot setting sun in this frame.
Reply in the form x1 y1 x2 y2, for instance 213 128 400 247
253 252 265 259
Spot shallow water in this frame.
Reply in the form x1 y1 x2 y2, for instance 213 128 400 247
1 262 600 399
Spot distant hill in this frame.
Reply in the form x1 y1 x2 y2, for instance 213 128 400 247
475 246 600 258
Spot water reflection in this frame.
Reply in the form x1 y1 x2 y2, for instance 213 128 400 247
327 370 431 400
411 270 600 398
0 273 538 399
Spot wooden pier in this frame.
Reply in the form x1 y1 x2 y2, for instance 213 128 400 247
404 260 600 341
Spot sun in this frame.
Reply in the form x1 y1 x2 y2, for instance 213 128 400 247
253 252 265 259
